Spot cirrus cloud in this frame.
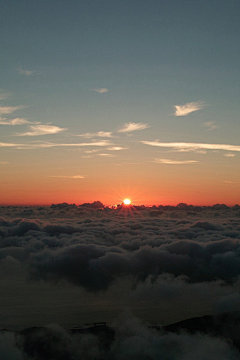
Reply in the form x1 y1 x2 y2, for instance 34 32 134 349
141 141 240 152
174 101 204 116
17 125 67 136
92 88 109 94
154 158 198 164
118 122 149 133
77 131 113 138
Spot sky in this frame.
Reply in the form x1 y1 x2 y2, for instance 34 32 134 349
0 0 240 206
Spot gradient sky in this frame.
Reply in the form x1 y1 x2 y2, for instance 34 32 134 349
1 0 240 206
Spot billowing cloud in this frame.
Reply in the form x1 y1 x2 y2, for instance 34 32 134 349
18 124 67 136
77 131 113 138
154 158 198 164
92 88 109 94
203 121 217 131
1 312 240 360
118 122 149 133
17 68 35 75
141 141 240 152
174 101 204 116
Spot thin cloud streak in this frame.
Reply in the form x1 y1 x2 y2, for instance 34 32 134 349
18 125 67 136
92 88 109 94
0 140 113 149
0 105 26 115
141 141 240 152
154 159 198 164
203 122 217 131
118 122 149 133
0 93 10 100
0 161 9 165
50 175 85 179
77 131 113 138
224 153 236 157
174 101 204 116
17 68 35 76
0 117 31 125
107 147 128 151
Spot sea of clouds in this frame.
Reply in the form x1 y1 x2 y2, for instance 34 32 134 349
1 203 240 358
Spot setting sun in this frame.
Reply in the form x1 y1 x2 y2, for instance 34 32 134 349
123 199 131 205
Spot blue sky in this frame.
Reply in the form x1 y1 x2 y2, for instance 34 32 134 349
0 0 240 205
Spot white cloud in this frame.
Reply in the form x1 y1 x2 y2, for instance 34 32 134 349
0 105 26 115
174 101 204 116
224 153 236 157
93 88 109 94
0 140 113 149
118 122 149 133
0 117 31 125
17 68 35 76
154 158 198 164
50 175 85 179
77 131 113 138
18 125 67 136
203 122 217 131
141 141 240 152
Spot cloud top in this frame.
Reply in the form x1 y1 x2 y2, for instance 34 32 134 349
174 101 204 116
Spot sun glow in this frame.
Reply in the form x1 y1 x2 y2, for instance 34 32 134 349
123 199 131 205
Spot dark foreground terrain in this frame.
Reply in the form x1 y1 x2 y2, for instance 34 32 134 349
1 312 240 360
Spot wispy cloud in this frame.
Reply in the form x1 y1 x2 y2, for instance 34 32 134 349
84 149 100 154
17 68 35 76
0 117 31 125
154 158 198 164
50 175 85 179
224 153 235 157
18 125 67 136
203 121 217 131
0 105 26 115
92 88 109 94
0 92 10 100
118 122 149 133
98 153 115 157
0 140 113 149
0 161 9 165
107 146 128 151
77 131 113 138
141 141 240 152
174 101 204 116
